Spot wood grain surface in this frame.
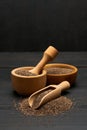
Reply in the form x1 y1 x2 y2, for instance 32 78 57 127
0 52 87 130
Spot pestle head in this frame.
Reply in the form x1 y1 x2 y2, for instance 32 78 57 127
44 46 58 59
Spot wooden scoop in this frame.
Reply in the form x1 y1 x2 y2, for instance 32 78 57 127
29 46 58 75
28 81 70 109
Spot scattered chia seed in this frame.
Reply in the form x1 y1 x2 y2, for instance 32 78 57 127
14 96 73 116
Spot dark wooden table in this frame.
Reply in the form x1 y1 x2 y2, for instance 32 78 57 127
0 52 87 130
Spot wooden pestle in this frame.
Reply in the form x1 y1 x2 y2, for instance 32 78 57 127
29 46 58 75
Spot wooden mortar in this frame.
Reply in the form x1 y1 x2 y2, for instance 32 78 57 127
11 46 58 95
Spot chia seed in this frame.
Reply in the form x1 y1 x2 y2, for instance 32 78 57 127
14 95 73 116
15 69 37 76
46 67 73 74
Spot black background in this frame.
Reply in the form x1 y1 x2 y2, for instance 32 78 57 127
0 0 87 51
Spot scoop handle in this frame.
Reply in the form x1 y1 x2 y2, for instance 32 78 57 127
30 46 58 74
38 81 70 109
55 81 70 91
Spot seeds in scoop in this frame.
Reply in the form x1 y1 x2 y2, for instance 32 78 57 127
15 69 37 76
46 67 73 74
32 89 53 109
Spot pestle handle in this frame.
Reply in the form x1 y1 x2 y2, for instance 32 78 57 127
30 46 58 74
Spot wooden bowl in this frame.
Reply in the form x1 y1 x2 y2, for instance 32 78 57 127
11 66 47 96
44 63 78 85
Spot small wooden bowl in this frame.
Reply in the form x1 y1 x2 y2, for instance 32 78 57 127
11 66 47 96
44 63 78 85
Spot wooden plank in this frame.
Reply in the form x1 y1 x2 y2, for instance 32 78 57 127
0 52 87 68
0 67 87 130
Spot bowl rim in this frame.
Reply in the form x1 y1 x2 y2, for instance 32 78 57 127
11 66 47 78
44 63 78 76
